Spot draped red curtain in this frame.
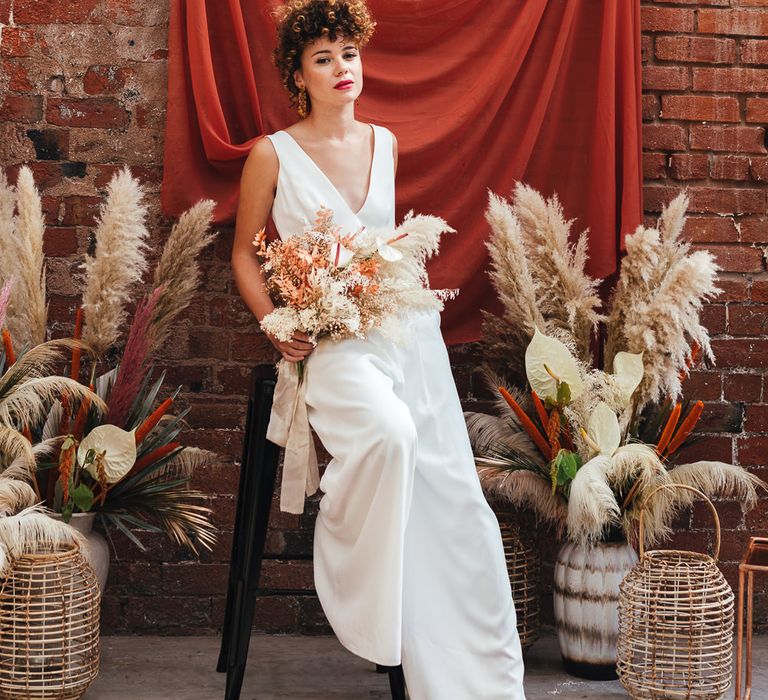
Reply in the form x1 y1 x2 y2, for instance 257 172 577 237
162 0 642 344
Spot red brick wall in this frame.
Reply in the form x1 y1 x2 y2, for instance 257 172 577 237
0 0 766 634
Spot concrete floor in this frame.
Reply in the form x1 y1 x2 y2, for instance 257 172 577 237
85 629 767 699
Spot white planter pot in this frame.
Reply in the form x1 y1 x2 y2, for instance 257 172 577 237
49 512 110 596
553 535 638 680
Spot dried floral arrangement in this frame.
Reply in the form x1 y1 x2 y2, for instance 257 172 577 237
254 206 457 348
0 165 218 554
466 183 764 547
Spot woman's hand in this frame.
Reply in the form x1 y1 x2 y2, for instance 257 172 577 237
266 329 316 363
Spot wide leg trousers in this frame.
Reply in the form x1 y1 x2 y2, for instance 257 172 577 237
303 310 526 700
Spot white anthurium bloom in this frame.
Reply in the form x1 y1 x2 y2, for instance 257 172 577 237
328 241 355 268
587 401 622 456
524 328 584 403
375 235 404 262
78 424 137 483
612 351 644 405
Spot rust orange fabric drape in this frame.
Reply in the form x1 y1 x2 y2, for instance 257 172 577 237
162 0 642 344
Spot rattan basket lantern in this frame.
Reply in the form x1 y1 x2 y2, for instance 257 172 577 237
0 540 100 700
617 484 734 700
498 522 540 649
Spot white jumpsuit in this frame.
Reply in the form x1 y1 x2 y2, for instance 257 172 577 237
265 124 526 699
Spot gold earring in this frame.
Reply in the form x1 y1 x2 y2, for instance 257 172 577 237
297 87 308 118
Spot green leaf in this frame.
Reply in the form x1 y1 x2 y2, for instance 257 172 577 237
554 449 580 485
61 500 74 522
556 381 571 406
71 483 95 513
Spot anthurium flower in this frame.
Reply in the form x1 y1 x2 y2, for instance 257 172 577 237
524 328 584 404
612 351 644 405
376 234 406 262
586 401 621 456
328 241 355 268
78 424 137 483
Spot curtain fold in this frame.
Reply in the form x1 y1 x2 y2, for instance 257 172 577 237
161 0 642 344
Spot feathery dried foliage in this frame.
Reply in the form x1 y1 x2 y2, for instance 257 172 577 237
0 168 47 347
510 183 603 360
0 504 83 576
566 455 619 545
0 478 37 515
0 426 36 481
0 279 12 331
477 465 567 533
605 193 720 407
105 288 162 427
153 446 218 482
81 167 149 356
149 199 217 354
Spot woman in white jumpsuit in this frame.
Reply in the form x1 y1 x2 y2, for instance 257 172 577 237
231 2 526 697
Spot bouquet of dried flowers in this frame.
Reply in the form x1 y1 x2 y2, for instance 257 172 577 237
466 183 764 547
254 206 457 351
0 165 218 554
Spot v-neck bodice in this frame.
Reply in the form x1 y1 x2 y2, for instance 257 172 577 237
265 124 395 240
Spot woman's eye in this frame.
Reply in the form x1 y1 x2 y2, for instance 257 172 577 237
344 52 357 59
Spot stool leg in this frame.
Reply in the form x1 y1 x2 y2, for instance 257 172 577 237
219 371 280 700
736 567 745 700
386 665 407 700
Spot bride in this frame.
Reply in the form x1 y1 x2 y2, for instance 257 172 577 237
230 1 526 697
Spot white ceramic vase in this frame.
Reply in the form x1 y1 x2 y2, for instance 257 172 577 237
553 532 638 680
50 512 110 596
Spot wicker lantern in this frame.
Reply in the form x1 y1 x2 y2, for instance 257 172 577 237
0 541 100 700
617 484 734 700
498 522 540 649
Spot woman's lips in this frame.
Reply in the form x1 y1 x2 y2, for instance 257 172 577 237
334 81 353 90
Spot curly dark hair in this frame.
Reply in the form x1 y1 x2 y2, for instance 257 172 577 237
272 0 376 115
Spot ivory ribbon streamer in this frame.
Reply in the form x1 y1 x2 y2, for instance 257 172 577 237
266 359 320 514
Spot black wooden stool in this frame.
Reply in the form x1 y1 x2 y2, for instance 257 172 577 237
216 366 407 700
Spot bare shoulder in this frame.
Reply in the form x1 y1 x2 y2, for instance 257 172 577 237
242 135 279 188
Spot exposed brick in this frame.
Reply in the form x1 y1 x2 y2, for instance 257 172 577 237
643 152 667 179
729 304 768 335
643 123 687 151
701 244 764 273
718 277 750 302
683 216 737 244
692 67 768 93
751 157 768 182
655 36 736 64
42 227 78 257
702 303 727 334
752 277 768 301
61 196 101 226
26 128 69 160
231 331 278 364
740 218 768 243
669 153 708 180
13 0 100 24
46 97 129 129
746 98 768 124
675 434 733 464
698 9 768 36
83 65 130 95
711 155 751 181
642 94 659 121
737 435 768 466
690 125 766 154
641 34 653 64
724 373 762 403
642 66 690 91
741 39 768 64
648 187 766 215
712 338 768 368
5 60 34 92
0 95 43 123
661 95 739 123
682 370 722 402
745 404 768 432
259 560 315 591
0 27 37 57
698 401 743 433
641 7 695 32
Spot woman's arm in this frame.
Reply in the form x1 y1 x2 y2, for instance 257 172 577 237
231 137 314 363
392 130 398 176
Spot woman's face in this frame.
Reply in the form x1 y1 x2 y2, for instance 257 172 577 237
294 35 363 110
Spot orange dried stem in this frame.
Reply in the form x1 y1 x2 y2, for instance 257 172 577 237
72 386 93 441
70 307 83 381
498 386 551 459
655 402 682 456
531 391 549 430
128 442 181 477
664 401 704 456
135 397 174 445
2 329 15 366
